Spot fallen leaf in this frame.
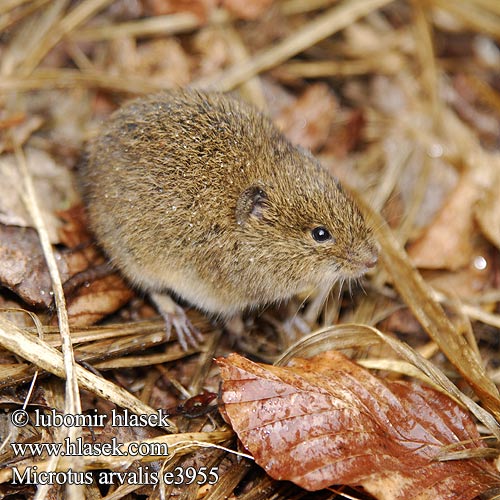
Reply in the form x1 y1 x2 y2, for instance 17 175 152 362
380 307 424 337
0 207 133 323
105 37 192 88
217 351 500 499
192 27 231 79
450 74 500 146
0 148 78 244
0 114 43 154
56 206 135 326
421 249 494 300
409 165 463 235
323 108 365 158
0 224 63 307
275 83 338 152
135 39 192 87
475 164 500 251
64 273 134 327
407 170 480 270
56 204 93 249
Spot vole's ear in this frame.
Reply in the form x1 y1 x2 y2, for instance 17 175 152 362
236 185 268 225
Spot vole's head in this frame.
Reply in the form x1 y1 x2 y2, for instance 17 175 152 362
234 149 378 294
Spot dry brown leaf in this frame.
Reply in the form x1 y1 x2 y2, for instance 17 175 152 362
450 74 500 146
0 113 43 154
421 251 494 300
135 38 192 87
64 273 134 327
407 170 480 270
0 148 78 243
57 206 135 326
217 351 500 498
275 83 338 152
0 224 62 307
323 108 365 158
0 205 133 323
366 188 500 420
56 204 92 249
475 166 500 250
192 27 231 79
381 308 424 337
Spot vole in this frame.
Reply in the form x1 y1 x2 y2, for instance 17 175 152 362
80 89 378 349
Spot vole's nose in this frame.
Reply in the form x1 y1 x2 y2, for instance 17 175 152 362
364 250 378 268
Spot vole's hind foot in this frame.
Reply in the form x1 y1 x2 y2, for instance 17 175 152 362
150 292 203 350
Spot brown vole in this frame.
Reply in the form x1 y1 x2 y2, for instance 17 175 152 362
80 90 378 349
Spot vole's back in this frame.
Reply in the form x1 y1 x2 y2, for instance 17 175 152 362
81 90 377 316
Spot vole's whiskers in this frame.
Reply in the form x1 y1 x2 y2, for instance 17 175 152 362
322 287 330 325
292 289 312 326
321 282 338 325
337 277 345 303
300 290 313 312
348 278 353 299
358 278 367 296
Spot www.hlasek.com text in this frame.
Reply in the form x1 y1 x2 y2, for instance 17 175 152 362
11 437 168 457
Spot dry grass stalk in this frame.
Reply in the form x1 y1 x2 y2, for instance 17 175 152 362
72 10 227 41
16 146 84 499
0 316 178 432
198 0 395 90
0 69 168 93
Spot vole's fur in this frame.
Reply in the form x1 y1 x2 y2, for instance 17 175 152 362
81 90 377 326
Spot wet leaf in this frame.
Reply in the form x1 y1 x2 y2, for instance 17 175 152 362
218 351 500 498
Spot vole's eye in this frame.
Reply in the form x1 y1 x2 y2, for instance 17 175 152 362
311 226 332 243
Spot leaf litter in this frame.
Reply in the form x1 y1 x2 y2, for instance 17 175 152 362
0 0 500 499
218 351 500 498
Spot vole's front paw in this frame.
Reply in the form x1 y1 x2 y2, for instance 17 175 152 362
150 292 203 350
